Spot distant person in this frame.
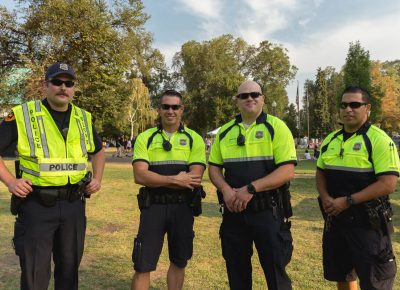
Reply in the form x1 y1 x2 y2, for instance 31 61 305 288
131 90 206 290
206 137 212 151
313 145 320 159
304 149 311 160
126 138 132 156
0 62 105 290
116 137 124 158
208 80 297 290
316 85 400 290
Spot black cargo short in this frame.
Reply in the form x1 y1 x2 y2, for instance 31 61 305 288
323 223 396 290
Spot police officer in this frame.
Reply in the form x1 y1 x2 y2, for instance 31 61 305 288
131 90 206 290
0 62 105 290
208 80 297 290
316 85 400 290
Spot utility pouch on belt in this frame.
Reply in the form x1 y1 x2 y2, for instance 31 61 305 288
364 197 394 235
37 189 59 207
137 187 151 210
189 186 206 217
10 160 23 215
279 183 293 219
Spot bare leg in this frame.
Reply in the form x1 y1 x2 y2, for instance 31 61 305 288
337 281 358 290
167 263 185 290
131 272 150 290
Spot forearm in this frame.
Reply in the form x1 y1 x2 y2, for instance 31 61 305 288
316 169 330 198
0 157 16 186
351 175 398 204
134 170 183 188
208 166 231 192
188 164 205 179
252 164 295 192
90 149 105 181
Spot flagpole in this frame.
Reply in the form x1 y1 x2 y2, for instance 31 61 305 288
296 81 301 143
306 88 310 141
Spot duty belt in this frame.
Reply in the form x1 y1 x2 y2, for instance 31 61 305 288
247 190 278 213
32 185 82 207
150 192 190 204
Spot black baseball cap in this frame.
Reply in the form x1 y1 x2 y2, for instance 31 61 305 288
45 62 76 80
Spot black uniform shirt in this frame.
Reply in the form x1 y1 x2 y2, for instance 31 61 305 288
0 99 103 157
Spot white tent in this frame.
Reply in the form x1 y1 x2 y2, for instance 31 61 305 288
206 127 221 136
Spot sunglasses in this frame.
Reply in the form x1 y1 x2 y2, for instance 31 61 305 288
160 104 182 110
236 92 262 100
49 79 75 88
339 102 368 109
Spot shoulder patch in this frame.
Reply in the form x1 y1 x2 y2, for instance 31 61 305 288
5 111 15 122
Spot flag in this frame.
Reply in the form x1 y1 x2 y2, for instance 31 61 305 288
295 81 299 113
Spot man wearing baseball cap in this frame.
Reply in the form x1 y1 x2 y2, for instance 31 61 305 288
0 62 105 290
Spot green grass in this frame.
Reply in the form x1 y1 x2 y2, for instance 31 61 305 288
1 160 400 289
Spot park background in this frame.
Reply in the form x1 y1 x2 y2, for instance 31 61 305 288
1 153 400 289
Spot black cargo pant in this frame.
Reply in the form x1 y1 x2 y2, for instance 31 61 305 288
220 209 293 290
13 195 86 290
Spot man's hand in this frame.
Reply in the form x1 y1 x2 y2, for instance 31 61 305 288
85 178 101 195
232 186 254 212
324 196 349 216
220 186 237 212
172 171 201 189
8 178 33 198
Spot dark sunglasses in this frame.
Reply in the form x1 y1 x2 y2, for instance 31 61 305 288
160 104 182 110
340 102 368 109
236 92 262 100
49 79 75 88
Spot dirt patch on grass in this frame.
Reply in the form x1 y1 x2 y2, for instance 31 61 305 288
97 223 124 234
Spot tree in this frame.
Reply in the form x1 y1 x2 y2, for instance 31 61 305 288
173 35 296 134
371 61 400 131
245 41 297 117
313 68 330 138
173 35 246 135
283 103 298 137
343 41 381 122
0 0 165 135
123 78 157 139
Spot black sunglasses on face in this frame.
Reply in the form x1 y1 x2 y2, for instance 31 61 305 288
340 102 368 109
49 79 75 88
236 92 262 100
160 104 182 110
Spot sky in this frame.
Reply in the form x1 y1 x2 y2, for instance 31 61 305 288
3 0 400 105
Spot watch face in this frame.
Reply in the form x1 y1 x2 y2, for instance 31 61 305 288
247 184 256 194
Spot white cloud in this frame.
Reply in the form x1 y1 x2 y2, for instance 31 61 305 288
299 17 311 26
287 12 400 75
284 10 400 103
175 0 222 19
237 0 299 44
174 0 225 39
154 42 182 68
313 0 325 8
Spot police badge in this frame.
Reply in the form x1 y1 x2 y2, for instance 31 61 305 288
255 131 264 139
353 142 362 151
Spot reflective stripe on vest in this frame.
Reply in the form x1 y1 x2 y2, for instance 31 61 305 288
13 101 94 186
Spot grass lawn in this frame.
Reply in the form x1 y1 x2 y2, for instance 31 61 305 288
1 159 399 289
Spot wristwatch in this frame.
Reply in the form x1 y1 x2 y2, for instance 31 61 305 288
247 183 257 195
346 195 355 206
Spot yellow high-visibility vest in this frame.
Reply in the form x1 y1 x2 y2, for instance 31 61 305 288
13 100 95 186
